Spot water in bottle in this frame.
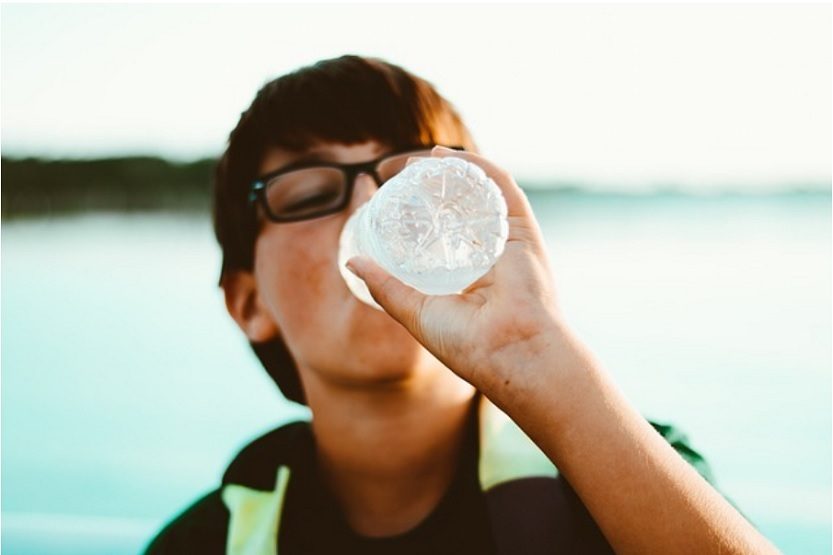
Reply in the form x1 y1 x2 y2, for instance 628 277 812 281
338 155 509 309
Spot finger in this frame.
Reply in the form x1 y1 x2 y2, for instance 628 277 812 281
431 145 535 220
345 255 427 341
406 155 429 166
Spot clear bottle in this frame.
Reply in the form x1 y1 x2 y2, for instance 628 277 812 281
338 156 509 310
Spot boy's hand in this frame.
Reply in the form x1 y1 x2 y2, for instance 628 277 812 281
346 146 566 400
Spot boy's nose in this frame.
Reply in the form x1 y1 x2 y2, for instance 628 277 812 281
348 172 381 211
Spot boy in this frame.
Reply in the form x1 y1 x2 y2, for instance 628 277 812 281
145 55 776 554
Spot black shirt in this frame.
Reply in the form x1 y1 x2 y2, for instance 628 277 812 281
278 405 496 554
144 401 718 555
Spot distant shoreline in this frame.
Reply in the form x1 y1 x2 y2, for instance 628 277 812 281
2 156 829 218
1 156 215 218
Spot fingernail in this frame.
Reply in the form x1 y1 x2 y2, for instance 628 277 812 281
345 256 368 277
432 145 453 154
345 260 360 277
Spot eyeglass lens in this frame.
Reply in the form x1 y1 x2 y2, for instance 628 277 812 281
263 148 434 220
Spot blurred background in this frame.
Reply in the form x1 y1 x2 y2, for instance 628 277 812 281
1 3 830 554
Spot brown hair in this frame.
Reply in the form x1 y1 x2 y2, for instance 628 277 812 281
212 55 476 404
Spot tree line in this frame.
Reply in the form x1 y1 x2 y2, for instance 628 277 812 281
1 156 216 218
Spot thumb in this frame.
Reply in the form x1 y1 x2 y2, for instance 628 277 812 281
346 256 427 340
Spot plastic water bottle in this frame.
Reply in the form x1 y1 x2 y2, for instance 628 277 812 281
338 156 509 310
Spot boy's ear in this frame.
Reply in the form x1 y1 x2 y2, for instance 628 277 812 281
221 269 280 343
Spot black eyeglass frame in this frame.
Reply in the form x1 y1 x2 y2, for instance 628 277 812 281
248 145 466 223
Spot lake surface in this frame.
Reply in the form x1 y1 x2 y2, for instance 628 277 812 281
2 191 830 554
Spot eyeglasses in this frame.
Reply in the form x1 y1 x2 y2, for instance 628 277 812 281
249 145 465 223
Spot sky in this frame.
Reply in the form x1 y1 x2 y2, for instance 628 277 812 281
1 3 831 191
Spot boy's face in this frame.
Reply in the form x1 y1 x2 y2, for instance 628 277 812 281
239 140 444 391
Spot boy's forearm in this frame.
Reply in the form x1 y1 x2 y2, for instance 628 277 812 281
486 323 779 554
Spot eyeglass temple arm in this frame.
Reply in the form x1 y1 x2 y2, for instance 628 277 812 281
249 181 265 203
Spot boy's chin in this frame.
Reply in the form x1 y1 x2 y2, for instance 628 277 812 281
338 346 430 384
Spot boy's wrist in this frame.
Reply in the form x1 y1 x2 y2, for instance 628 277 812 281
478 318 593 424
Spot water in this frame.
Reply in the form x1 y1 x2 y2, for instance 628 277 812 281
2 191 830 554
339 156 508 308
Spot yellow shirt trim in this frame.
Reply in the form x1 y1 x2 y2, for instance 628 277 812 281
478 400 558 490
222 466 290 555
